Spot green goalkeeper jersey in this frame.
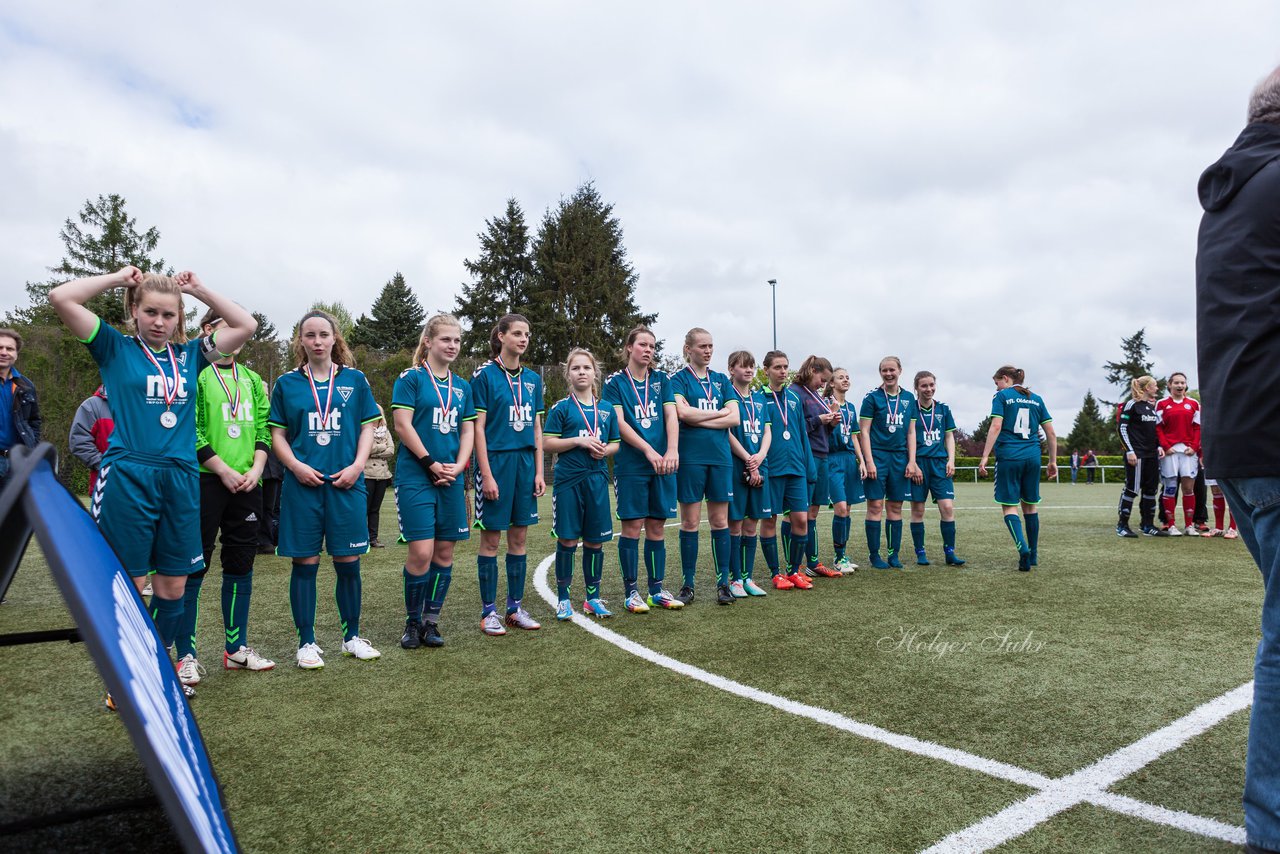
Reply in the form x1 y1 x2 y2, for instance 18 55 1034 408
196 360 271 475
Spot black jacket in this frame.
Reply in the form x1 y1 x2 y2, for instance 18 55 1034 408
3 370 41 450
1118 399 1159 457
1196 121 1280 477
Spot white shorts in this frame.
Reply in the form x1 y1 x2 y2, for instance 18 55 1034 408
1160 448 1200 480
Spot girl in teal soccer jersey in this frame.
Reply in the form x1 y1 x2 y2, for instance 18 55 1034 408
908 371 965 567
391 314 478 650
978 365 1058 572
544 349 621 620
176 309 276 687
471 314 546 636
725 350 772 597
270 310 382 668
793 355 842 579
759 351 817 590
823 368 866 574
602 326 683 612
859 355 922 569
49 266 257 696
671 328 740 607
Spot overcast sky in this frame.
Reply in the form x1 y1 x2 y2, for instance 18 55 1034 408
1 3 1275 431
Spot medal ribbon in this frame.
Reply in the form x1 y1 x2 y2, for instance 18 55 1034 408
625 367 650 420
137 338 179 410
306 363 336 431
496 355 524 413
740 390 758 434
212 361 242 421
883 388 902 428
921 403 937 437
687 366 716 403
428 363 454 424
572 394 599 438
770 389 789 435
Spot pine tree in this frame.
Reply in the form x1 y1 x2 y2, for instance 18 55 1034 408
350 272 425 351
1064 390 1119 454
527 182 657 368
10 194 169 325
1102 328 1164 405
456 198 535 357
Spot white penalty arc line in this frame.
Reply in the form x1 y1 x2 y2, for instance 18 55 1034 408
531 552 1251 850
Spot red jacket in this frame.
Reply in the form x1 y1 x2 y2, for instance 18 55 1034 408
1155 396 1201 454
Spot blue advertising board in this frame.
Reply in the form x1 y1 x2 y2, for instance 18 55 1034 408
0 445 237 853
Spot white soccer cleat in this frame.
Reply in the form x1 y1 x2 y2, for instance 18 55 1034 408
296 642 325 670
176 654 205 686
224 646 275 671
1166 525 1184 537
341 636 382 660
481 612 508 635
1184 525 1197 537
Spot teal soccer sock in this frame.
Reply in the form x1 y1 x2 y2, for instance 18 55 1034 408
729 534 742 583
780 520 791 565
1004 515 1028 553
910 521 926 553
832 516 846 560
761 535 780 575
555 543 577 601
679 529 699 588
289 562 319 646
150 593 185 653
222 571 253 655
478 555 498 615
404 567 427 623
505 554 527 614
806 525 818 568
618 536 640 596
643 538 665 594
175 574 203 659
583 547 603 599
887 519 903 558
740 534 758 581
423 563 452 623
1025 514 1040 557
941 520 957 550
711 527 730 586
334 559 362 641
866 519 882 558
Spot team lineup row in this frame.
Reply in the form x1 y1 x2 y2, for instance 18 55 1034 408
45 266 1056 690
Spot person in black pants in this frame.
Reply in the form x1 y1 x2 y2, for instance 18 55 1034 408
258 449 283 553
364 405 395 548
1116 376 1166 537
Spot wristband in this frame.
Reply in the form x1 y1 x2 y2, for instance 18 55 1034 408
416 452 436 474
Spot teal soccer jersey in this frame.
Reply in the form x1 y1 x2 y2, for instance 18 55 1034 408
268 366 380 474
915 401 957 459
471 360 545 451
83 318 216 468
833 400 861 453
729 386 769 461
991 387 1052 462
390 365 477 482
603 367 675 475
670 366 735 466
763 387 813 478
860 388 918 452
544 396 621 490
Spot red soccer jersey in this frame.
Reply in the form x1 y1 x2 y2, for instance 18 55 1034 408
1156 396 1201 453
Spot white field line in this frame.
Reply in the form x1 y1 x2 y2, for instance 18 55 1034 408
531 540 1251 851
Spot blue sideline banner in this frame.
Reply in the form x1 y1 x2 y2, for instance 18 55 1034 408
3 446 237 853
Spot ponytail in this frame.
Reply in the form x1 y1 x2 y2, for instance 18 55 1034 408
994 365 1029 395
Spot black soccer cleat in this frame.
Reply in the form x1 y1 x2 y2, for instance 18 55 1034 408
401 620 422 650
944 549 966 566
1141 525 1169 537
1018 551 1031 572
716 584 735 605
676 585 696 606
420 621 445 648
1116 524 1139 539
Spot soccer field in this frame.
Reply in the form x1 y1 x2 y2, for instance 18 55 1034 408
0 482 1261 853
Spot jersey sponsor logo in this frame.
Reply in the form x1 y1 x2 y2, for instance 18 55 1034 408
221 402 252 422
433 407 460 433
921 428 942 445
508 402 533 425
885 412 906 428
632 401 659 422
696 397 720 412
146 374 189 401
576 428 604 441
308 410 342 432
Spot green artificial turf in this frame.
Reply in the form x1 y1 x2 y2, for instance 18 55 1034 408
0 482 1261 852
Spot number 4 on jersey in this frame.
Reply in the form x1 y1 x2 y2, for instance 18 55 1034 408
1013 408 1031 439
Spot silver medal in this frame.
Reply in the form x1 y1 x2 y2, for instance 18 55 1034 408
160 410 177 429
924 435 934 446
439 421 451 434
782 430 790 440
640 417 652 429
316 432 331 446
888 424 897 434
512 420 526 433
227 424 241 439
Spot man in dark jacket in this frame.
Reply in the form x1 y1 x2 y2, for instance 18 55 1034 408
1196 65 1280 854
0 327 41 489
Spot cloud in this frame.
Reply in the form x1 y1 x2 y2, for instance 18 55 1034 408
1 1 1277 431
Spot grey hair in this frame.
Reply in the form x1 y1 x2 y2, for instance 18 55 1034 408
1248 66 1280 125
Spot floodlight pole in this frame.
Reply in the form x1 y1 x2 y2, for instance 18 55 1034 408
767 279 777 350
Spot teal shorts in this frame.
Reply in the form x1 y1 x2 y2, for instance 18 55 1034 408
93 453 204 577
994 457 1041 506
910 457 955 503
613 472 677 521
395 477 470 542
677 463 733 504
827 452 865 506
475 450 539 531
865 449 909 503
552 475 614 543
730 460 773 521
278 474 370 557
769 473 809 516
808 456 830 506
